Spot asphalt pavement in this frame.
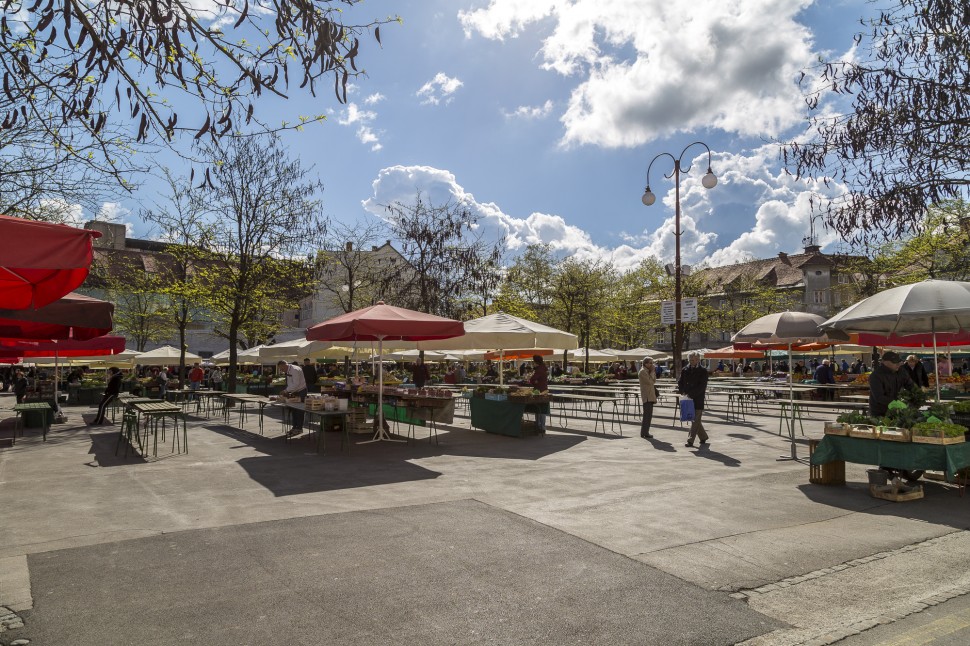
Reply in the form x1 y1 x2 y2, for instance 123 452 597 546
1 391 968 645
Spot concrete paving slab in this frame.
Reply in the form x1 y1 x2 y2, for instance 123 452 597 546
18 500 783 646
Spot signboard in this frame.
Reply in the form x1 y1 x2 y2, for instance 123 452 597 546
681 297 698 322
660 300 676 325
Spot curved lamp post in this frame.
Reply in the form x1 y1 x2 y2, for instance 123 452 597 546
642 141 717 377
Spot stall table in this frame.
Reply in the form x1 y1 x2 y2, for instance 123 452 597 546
469 397 549 437
811 434 970 482
12 402 54 442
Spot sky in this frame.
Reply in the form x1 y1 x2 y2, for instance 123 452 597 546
90 0 878 272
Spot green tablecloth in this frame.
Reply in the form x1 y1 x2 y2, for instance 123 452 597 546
367 403 424 426
811 434 970 480
470 398 550 437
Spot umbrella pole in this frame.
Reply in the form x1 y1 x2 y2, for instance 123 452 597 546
778 343 801 462
359 335 404 444
932 321 940 403
499 350 505 386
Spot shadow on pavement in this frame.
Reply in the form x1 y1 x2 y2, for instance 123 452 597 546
200 421 586 497
797 481 970 529
87 430 147 466
690 445 742 467
645 436 677 452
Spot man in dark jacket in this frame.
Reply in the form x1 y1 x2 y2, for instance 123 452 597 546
869 351 913 418
678 353 709 448
302 358 319 395
902 354 929 388
813 359 835 401
410 358 431 389
13 369 28 403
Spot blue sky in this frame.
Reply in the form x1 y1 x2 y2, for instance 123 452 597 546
96 0 877 270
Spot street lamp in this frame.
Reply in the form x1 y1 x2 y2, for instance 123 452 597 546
641 141 717 378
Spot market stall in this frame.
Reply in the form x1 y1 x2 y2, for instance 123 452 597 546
465 387 551 437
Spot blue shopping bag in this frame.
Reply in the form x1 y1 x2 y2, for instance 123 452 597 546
679 398 695 422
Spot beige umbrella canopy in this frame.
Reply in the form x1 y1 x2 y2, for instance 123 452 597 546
134 345 202 366
566 348 617 363
603 347 670 361
418 313 577 385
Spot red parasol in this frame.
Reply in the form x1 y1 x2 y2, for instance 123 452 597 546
0 335 126 356
0 215 101 309
306 302 465 342
0 292 114 341
307 302 464 443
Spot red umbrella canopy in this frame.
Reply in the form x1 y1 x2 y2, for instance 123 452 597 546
0 335 125 356
0 215 101 309
306 302 464 342
0 292 114 340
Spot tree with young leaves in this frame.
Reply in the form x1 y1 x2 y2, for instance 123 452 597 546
195 134 322 391
786 0 970 240
91 255 174 351
550 258 614 373
0 0 398 186
384 193 505 318
494 244 557 321
141 168 213 379
599 258 665 349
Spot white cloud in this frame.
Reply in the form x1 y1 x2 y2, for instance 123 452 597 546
336 102 383 152
503 100 555 120
460 0 818 147
362 150 849 275
364 92 386 105
416 73 464 105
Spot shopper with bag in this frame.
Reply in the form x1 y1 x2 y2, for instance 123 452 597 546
678 352 709 448
638 357 659 439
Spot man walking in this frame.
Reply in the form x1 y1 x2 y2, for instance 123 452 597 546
678 353 710 448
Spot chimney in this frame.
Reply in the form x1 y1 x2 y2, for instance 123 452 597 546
372 245 378 251
778 252 790 265
345 241 353 252
84 221 126 250
386 239 391 247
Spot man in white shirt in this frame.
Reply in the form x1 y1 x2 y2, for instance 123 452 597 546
277 360 307 437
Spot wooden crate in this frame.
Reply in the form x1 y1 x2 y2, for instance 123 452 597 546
912 433 965 445
848 425 879 439
878 428 911 443
870 483 924 502
808 438 845 486
823 422 850 436
346 407 370 434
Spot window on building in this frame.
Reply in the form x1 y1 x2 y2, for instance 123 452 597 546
655 330 666 345
837 274 851 284
813 290 826 304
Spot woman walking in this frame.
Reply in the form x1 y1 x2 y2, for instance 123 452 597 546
638 357 658 438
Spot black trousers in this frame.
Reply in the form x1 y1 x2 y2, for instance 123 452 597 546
291 388 308 429
640 402 654 436
94 393 117 424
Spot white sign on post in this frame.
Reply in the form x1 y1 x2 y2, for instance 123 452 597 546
661 300 676 325
681 297 698 322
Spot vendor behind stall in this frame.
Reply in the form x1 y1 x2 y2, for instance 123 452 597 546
869 351 913 417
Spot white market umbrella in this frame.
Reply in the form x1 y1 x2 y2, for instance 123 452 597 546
733 311 831 462
418 312 578 385
603 347 669 362
821 280 970 402
566 348 618 363
135 345 201 366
